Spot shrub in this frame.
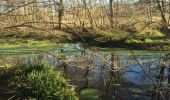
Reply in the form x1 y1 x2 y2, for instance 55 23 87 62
0 62 78 100
27 63 77 100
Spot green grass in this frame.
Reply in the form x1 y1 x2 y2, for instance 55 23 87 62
0 29 71 42
136 29 165 39
126 38 170 44
88 28 130 42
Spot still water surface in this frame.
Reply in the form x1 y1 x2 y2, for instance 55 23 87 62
0 42 165 99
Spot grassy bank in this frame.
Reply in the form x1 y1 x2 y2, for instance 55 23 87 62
0 28 169 51
70 28 170 51
0 29 71 43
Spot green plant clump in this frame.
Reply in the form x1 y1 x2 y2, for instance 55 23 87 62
0 62 77 100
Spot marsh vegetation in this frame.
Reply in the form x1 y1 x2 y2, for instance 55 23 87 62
0 0 170 100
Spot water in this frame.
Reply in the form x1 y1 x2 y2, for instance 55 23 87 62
0 42 168 99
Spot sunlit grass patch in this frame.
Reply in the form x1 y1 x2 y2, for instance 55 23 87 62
136 29 165 39
87 28 130 42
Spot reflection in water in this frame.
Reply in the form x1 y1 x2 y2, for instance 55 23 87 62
41 50 159 99
5 43 168 100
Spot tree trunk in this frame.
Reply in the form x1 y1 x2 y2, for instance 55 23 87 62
58 0 64 29
109 0 114 28
156 0 169 29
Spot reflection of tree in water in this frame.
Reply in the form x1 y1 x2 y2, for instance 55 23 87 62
151 53 170 100
31 46 170 100
39 48 125 99
100 54 121 99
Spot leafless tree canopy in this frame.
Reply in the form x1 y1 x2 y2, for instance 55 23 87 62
0 0 170 31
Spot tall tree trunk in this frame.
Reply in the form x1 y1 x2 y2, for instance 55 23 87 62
147 0 152 24
82 0 94 27
156 0 169 29
109 0 114 28
58 0 64 29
